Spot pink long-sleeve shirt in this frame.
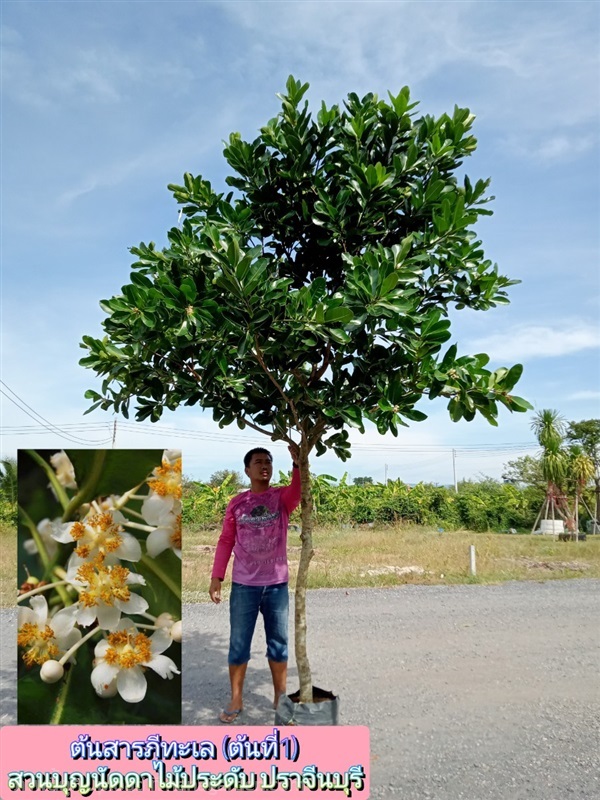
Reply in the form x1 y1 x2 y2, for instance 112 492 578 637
211 467 301 586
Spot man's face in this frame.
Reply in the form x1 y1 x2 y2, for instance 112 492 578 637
245 453 273 485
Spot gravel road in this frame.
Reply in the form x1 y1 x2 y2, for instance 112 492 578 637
2 579 599 799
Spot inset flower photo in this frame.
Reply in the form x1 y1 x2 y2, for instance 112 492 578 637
17 449 182 724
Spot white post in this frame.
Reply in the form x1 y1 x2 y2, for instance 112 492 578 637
452 449 458 492
469 545 476 576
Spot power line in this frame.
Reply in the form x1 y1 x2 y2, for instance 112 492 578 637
0 414 538 453
0 382 112 446
0 383 539 453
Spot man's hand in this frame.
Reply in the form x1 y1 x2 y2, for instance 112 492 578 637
209 577 223 604
288 442 300 465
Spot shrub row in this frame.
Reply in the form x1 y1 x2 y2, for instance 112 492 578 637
182 476 553 532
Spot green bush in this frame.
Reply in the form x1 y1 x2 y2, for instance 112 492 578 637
0 498 17 525
181 475 546 532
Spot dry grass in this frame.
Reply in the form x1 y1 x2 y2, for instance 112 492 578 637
4 521 597 608
183 523 600 603
0 522 16 607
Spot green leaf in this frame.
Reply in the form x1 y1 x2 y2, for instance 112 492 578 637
324 306 353 324
509 395 534 412
380 272 399 295
66 450 164 502
180 277 197 303
498 363 523 392
328 328 351 344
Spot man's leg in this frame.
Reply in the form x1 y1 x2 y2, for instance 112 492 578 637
268 658 288 709
261 583 289 708
221 663 248 722
222 583 260 722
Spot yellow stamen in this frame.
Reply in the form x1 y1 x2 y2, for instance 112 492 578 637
147 458 182 499
77 563 132 608
18 623 60 666
71 513 124 560
103 629 152 669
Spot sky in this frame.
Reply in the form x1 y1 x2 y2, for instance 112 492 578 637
1 0 599 486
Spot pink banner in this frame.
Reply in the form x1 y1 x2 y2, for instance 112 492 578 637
0 725 369 797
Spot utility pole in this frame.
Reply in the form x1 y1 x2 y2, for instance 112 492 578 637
112 420 117 448
384 463 388 485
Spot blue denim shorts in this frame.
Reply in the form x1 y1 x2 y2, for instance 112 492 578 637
228 582 289 665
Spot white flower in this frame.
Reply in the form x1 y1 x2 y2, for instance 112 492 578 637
67 561 148 630
91 620 180 703
17 596 80 667
146 509 182 560
49 451 77 489
155 612 182 642
52 509 141 563
163 449 182 465
23 518 59 559
142 455 182 523
40 660 65 683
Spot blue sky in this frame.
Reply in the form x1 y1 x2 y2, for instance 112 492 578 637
2 0 599 485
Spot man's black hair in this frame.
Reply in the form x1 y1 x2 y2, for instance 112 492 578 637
243 448 273 468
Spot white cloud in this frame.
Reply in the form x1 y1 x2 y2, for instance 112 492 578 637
471 321 600 361
566 390 600 401
2 33 195 109
220 0 599 131
502 132 597 164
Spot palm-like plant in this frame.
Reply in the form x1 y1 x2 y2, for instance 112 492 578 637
530 410 570 533
531 409 568 485
531 409 566 455
0 457 17 505
568 445 595 538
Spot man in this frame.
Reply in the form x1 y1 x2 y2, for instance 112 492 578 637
209 443 301 723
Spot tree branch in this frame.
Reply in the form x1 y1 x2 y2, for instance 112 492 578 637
252 336 303 437
311 342 332 383
183 361 203 383
239 415 293 444
307 418 327 449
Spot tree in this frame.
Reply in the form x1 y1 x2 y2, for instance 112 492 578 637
531 409 568 486
566 444 595 536
567 419 600 525
0 457 17 505
208 469 246 490
501 454 544 488
353 476 374 487
81 77 530 703
530 409 572 532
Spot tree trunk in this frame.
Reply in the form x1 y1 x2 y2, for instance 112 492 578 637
295 445 314 703
595 476 600 526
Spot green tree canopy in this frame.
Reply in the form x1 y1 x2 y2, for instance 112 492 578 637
80 77 531 701
502 454 544 487
0 457 17 505
208 469 246 490
567 419 600 522
353 476 374 487
81 77 529 450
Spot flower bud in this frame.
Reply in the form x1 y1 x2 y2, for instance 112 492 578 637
171 620 182 643
40 660 64 683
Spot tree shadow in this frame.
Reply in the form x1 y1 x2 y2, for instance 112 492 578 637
0 608 17 725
